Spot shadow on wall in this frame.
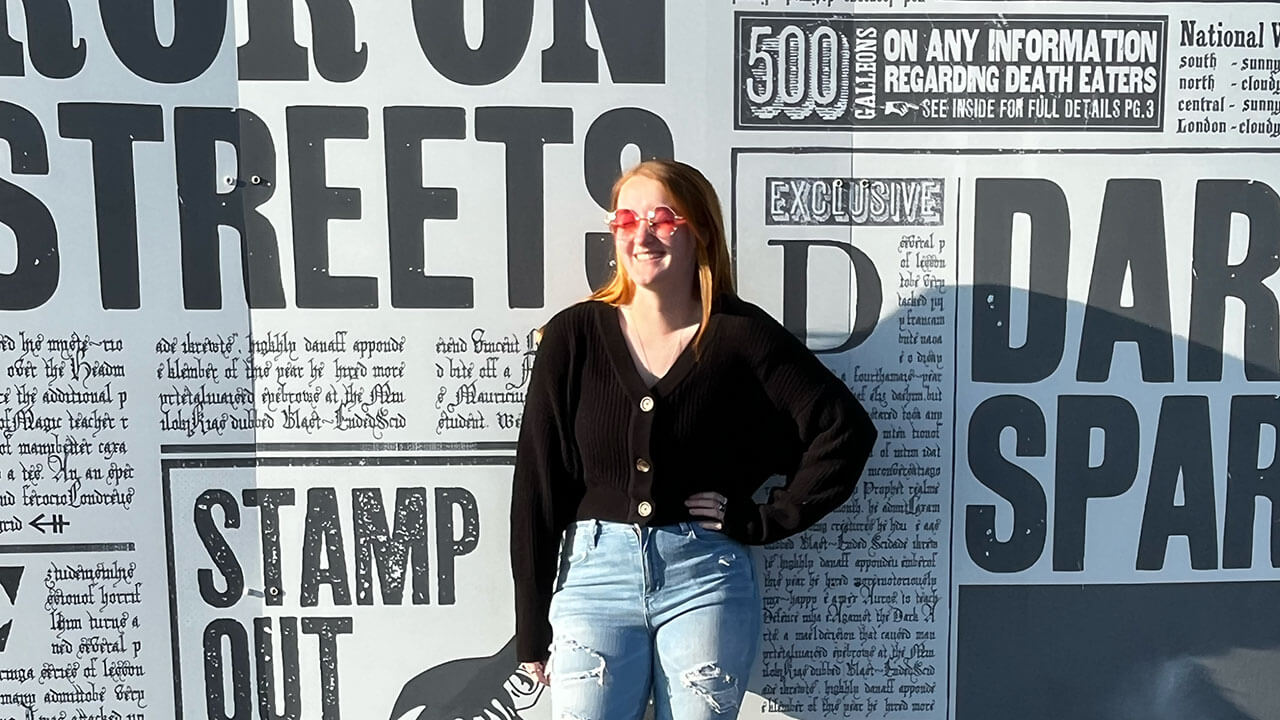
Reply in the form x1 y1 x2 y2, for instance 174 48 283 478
389 282 1280 720
956 281 1280 720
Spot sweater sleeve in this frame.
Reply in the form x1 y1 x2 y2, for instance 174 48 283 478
510 317 579 663
725 316 878 545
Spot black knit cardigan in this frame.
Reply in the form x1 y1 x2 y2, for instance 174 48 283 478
510 294 878 662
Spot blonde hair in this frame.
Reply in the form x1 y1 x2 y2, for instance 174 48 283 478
589 160 736 351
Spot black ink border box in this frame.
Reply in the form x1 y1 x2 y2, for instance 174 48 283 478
734 12 1169 132
955 581 1280 720
762 176 947 227
160 442 515 719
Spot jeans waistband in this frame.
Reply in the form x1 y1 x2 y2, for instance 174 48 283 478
566 519 707 548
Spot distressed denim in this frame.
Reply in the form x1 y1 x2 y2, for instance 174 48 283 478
547 520 761 720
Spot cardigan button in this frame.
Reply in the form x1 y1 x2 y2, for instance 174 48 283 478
635 458 652 473
637 501 653 517
640 396 655 412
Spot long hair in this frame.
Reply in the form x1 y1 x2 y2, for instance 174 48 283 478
588 160 736 351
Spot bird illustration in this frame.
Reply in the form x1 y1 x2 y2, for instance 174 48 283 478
389 636 544 720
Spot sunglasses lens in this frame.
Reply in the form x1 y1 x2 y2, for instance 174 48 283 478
609 209 640 234
649 206 679 238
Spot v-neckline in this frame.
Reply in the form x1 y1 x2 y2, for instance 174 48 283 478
598 303 700 400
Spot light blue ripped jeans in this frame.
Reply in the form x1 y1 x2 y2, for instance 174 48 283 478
548 520 761 720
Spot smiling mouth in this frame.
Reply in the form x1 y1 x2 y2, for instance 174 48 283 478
634 251 666 261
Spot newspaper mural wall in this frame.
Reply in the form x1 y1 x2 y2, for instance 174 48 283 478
0 1 1276 719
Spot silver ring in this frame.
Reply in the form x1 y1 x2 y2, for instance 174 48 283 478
718 501 726 512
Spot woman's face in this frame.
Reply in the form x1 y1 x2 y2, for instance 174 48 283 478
612 175 697 296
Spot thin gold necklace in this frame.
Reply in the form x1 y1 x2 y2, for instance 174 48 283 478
624 310 697 377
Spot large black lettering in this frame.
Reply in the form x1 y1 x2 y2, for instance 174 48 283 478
1224 395 1280 568
204 619 252 720
1078 179 1174 382
58 103 164 310
971 178 1070 383
0 102 57 310
175 107 285 309
1188 180 1280 381
352 487 430 605
238 0 366 82
767 239 881 353
287 106 375 308
434 487 479 605
300 487 351 606
195 489 244 608
0 1 85 78
1137 396 1217 570
476 107 574 308
242 489 295 607
412 0 534 85
1053 395 1138 572
238 0 305 80
582 108 673 289
99 0 227 83
254 617 301 720
965 395 1047 573
384 106 473 309
299 617 351 720
542 0 664 83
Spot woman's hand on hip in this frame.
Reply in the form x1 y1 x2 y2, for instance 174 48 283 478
685 491 728 530
519 661 549 686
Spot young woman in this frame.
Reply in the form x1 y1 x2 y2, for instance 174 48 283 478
510 160 876 719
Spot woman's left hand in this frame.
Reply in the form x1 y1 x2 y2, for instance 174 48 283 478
685 491 728 530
